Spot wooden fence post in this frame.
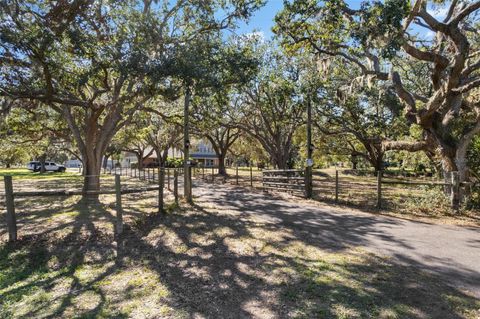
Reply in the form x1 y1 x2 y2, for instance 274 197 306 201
451 171 460 212
335 170 339 203
202 166 205 180
167 168 171 190
174 169 179 205
158 167 164 213
4 176 17 242
115 174 123 236
212 167 214 183
188 166 192 200
250 166 253 187
376 171 382 209
305 166 313 199
236 165 239 185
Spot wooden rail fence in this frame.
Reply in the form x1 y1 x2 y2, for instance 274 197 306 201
2 167 469 242
1 172 178 242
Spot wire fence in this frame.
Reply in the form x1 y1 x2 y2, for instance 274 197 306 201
311 170 452 211
0 168 185 242
1 166 477 242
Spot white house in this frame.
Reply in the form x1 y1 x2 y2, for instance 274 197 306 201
120 139 219 167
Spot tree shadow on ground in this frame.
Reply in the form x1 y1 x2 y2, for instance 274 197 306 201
0 182 479 318
194 184 480 291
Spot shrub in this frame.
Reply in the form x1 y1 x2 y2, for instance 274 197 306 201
165 157 183 168
401 187 451 216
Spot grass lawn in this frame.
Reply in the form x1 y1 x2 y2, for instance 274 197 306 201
0 175 479 318
0 168 82 180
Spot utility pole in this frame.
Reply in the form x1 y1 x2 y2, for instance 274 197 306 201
183 86 192 202
305 96 313 199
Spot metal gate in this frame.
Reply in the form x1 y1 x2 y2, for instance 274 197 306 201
262 169 306 197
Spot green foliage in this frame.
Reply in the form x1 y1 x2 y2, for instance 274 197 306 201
237 46 306 168
354 0 410 58
400 187 452 216
165 157 183 168
467 136 480 178
171 34 261 91
0 0 265 186
467 136 480 208
274 0 410 58
310 56 409 170
388 149 434 172
229 134 269 165
0 105 73 166
0 140 29 167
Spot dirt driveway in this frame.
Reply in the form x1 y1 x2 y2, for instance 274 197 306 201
193 181 480 298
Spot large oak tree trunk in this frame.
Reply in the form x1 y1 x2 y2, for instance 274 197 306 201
439 147 470 209
218 154 226 176
82 148 103 199
62 106 119 201
273 152 288 169
364 144 383 173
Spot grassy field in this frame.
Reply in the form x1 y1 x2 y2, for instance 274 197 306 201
0 168 83 180
0 172 479 318
218 167 479 225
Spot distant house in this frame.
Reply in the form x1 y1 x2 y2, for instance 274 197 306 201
167 139 219 167
121 139 219 167
189 139 219 167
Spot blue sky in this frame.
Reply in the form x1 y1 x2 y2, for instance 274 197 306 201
235 0 364 39
235 0 448 40
236 1 284 39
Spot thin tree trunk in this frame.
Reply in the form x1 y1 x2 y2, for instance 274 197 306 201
103 156 108 170
183 86 192 202
39 154 47 174
351 155 358 170
136 153 144 170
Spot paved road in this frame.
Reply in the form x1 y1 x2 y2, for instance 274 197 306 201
192 181 480 297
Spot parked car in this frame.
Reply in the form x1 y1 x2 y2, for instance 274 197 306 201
27 161 66 172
